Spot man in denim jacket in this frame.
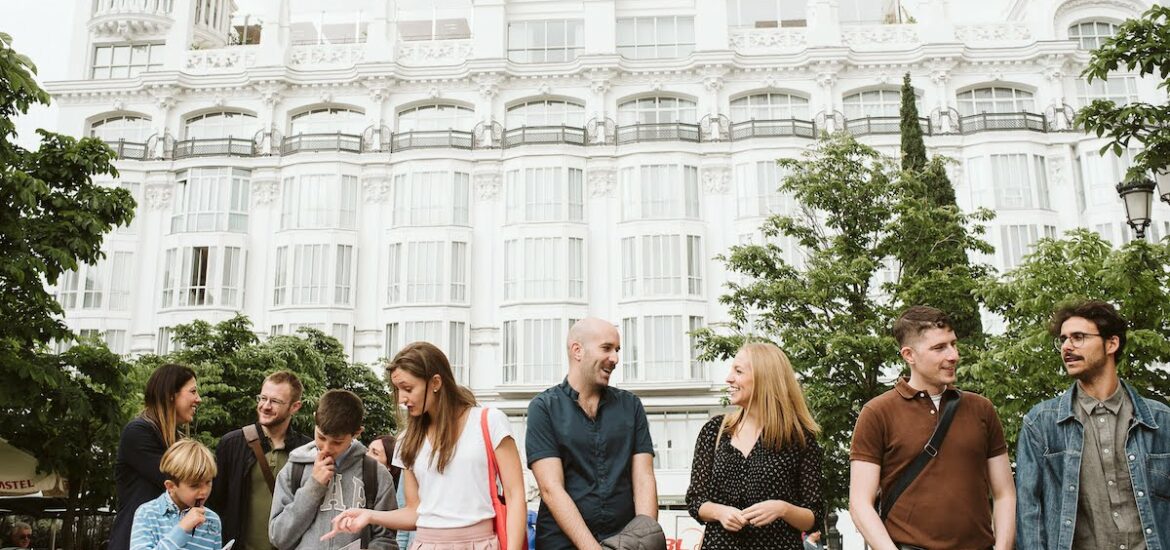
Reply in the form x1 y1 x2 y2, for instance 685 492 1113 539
1017 300 1170 550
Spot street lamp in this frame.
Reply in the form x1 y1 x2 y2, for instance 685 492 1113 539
1117 178 1157 239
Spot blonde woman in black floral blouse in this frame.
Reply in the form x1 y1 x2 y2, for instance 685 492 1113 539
685 342 825 549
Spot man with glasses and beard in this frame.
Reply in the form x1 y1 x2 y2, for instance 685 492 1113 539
209 371 311 550
1016 300 1170 550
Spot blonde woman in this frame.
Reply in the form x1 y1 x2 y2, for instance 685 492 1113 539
686 343 824 549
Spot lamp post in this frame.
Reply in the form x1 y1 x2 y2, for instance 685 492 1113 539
1117 170 1170 239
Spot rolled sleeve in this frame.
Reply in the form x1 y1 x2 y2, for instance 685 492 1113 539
525 395 560 467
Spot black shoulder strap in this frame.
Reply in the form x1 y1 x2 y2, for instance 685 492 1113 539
878 391 962 521
290 462 305 496
361 455 379 549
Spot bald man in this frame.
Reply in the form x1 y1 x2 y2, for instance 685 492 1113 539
526 318 659 550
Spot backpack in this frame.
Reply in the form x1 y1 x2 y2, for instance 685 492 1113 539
289 454 381 548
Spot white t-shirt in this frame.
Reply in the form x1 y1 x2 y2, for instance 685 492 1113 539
392 406 512 528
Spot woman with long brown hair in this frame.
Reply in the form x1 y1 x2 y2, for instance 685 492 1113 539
686 343 824 549
109 363 201 550
324 341 526 550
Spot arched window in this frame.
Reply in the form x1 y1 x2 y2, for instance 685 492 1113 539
1068 21 1119 50
289 107 365 135
956 87 1035 116
617 96 697 125
184 111 259 140
397 104 475 132
90 115 153 142
505 100 586 127
842 89 903 118
730 93 810 120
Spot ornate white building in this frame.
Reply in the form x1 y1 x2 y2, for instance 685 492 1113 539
43 0 1163 542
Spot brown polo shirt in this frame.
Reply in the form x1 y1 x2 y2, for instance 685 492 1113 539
850 377 1008 550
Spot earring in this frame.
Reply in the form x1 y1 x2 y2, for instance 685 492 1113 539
433 389 438 393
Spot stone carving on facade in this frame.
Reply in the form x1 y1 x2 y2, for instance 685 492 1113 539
144 184 173 210
474 171 502 200
474 73 503 100
361 175 391 204
147 85 179 111
289 44 365 67
365 78 394 103
396 39 473 66
701 166 731 194
255 83 284 106
186 47 256 73
587 168 616 198
537 81 553 96
955 23 1032 43
251 178 280 205
1047 157 1066 189
841 24 920 47
728 29 807 51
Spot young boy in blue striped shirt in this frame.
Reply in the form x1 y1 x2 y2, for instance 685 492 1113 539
131 439 224 550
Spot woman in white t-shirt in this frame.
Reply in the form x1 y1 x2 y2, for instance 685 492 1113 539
323 341 527 550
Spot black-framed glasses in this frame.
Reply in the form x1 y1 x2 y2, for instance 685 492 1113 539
1053 332 1103 352
256 395 288 407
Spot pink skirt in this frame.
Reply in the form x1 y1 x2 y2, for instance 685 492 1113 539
410 519 499 550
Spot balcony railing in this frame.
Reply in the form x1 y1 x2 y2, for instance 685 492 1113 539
103 139 150 160
501 126 587 148
615 123 701 144
959 112 1046 133
729 119 816 140
390 130 474 152
280 133 363 154
173 137 255 159
843 116 932 136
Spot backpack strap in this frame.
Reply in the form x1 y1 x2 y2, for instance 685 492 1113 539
243 424 276 492
289 462 305 496
361 454 379 549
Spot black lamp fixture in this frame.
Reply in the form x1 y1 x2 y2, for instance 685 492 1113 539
1116 177 1156 239
1156 169 1170 205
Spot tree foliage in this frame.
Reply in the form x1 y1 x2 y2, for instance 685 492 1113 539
697 133 987 511
899 73 927 172
968 229 1170 452
1076 5 1170 181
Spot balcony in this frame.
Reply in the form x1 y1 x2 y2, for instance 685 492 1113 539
173 138 256 159
280 133 363 155
959 112 1046 133
843 116 932 136
729 119 816 140
103 139 150 160
615 123 701 145
390 130 474 152
501 126 587 148
90 0 173 38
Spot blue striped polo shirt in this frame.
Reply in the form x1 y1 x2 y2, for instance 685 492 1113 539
130 491 223 550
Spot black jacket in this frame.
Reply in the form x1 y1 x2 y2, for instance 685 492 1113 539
208 422 311 550
109 417 169 550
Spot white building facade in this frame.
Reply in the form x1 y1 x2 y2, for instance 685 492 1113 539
44 0 1164 539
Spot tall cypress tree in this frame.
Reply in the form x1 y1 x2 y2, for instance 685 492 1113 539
900 73 928 172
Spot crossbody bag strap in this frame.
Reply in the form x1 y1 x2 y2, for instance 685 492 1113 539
879 391 962 521
480 408 501 497
243 424 276 492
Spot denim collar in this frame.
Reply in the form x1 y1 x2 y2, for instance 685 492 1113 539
1059 379 1159 429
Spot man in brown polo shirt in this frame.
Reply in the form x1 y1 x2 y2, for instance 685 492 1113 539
848 306 1016 550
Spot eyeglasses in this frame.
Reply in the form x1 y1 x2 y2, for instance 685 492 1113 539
16 534 31 540
1053 332 1103 352
256 395 288 407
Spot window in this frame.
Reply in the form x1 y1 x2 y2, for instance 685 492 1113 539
171 168 250 233
622 315 705 381
508 20 584 63
730 93 811 121
501 318 566 384
392 171 470 226
271 244 354 306
505 167 584 223
1001 225 1054 268
160 245 246 308
503 237 586 301
117 181 142 234
616 16 695 59
91 43 163 79
1069 21 1119 50
843 89 903 118
386 240 469 304
157 327 174 355
648 412 710 469
956 87 1035 116
838 0 906 24
280 174 359 230
395 0 471 41
1076 147 1142 207
620 165 700 220
506 100 586 128
987 154 1051 210
735 161 794 218
617 96 697 125
290 107 366 135
184 111 259 140
1076 77 1138 107
108 252 134 310
620 234 703 298
689 316 706 379
57 252 133 311
90 115 152 142
397 104 475 132
726 0 807 28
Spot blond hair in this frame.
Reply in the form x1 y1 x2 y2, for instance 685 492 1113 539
720 343 820 450
160 439 217 484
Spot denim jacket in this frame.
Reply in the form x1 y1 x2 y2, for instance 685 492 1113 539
1016 381 1170 550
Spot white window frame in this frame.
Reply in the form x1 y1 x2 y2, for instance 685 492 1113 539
91 43 163 79
620 234 703 298
1068 21 1119 50
271 243 354 307
735 161 794 218
725 0 807 28
505 100 587 128
397 104 475 132
392 171 471 227
386 240 469 305
617 96 698 125
956 87 1036 116
289 107 366 135
730 93 811 121
171 168 250 233
89 115 153 142
616 16 696 59
504 167 584 224
280 174 359 230
622 314 705 382
183 111 259 140
620 165 700 221
501 318 567 384
160 245 246 308
843 89 903 119
507 20 584 63
502 236 586 301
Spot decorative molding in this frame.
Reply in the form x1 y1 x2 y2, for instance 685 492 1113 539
701 166 731 194
842 24 920 47
1047 157 1066 188
144 184 173 210
474 73 503 100
251 179 280 205
474 172 501 200
955 23 1032 43
289 44 365 67
729 29 807 52
147 85 179 110
587 168 615 198
255 83 285 106
185 47 257 74
89 2 173 40
395 39 474 66
361 175 391 204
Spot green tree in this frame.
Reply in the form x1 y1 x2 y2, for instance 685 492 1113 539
899 73 927 172
1077 5 1170 180
969 229 1170 452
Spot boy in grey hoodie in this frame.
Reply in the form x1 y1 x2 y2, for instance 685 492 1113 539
269 389 398 550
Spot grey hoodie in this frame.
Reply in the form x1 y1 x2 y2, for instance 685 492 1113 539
269 440 398 550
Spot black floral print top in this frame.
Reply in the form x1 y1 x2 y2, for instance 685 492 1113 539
685 415 825 550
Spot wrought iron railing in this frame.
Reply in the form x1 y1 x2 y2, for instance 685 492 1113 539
501 125 587 147
280 133 363 154
390 130 474 151
172 137 255 159
614 122 701 144
729 119 817 140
